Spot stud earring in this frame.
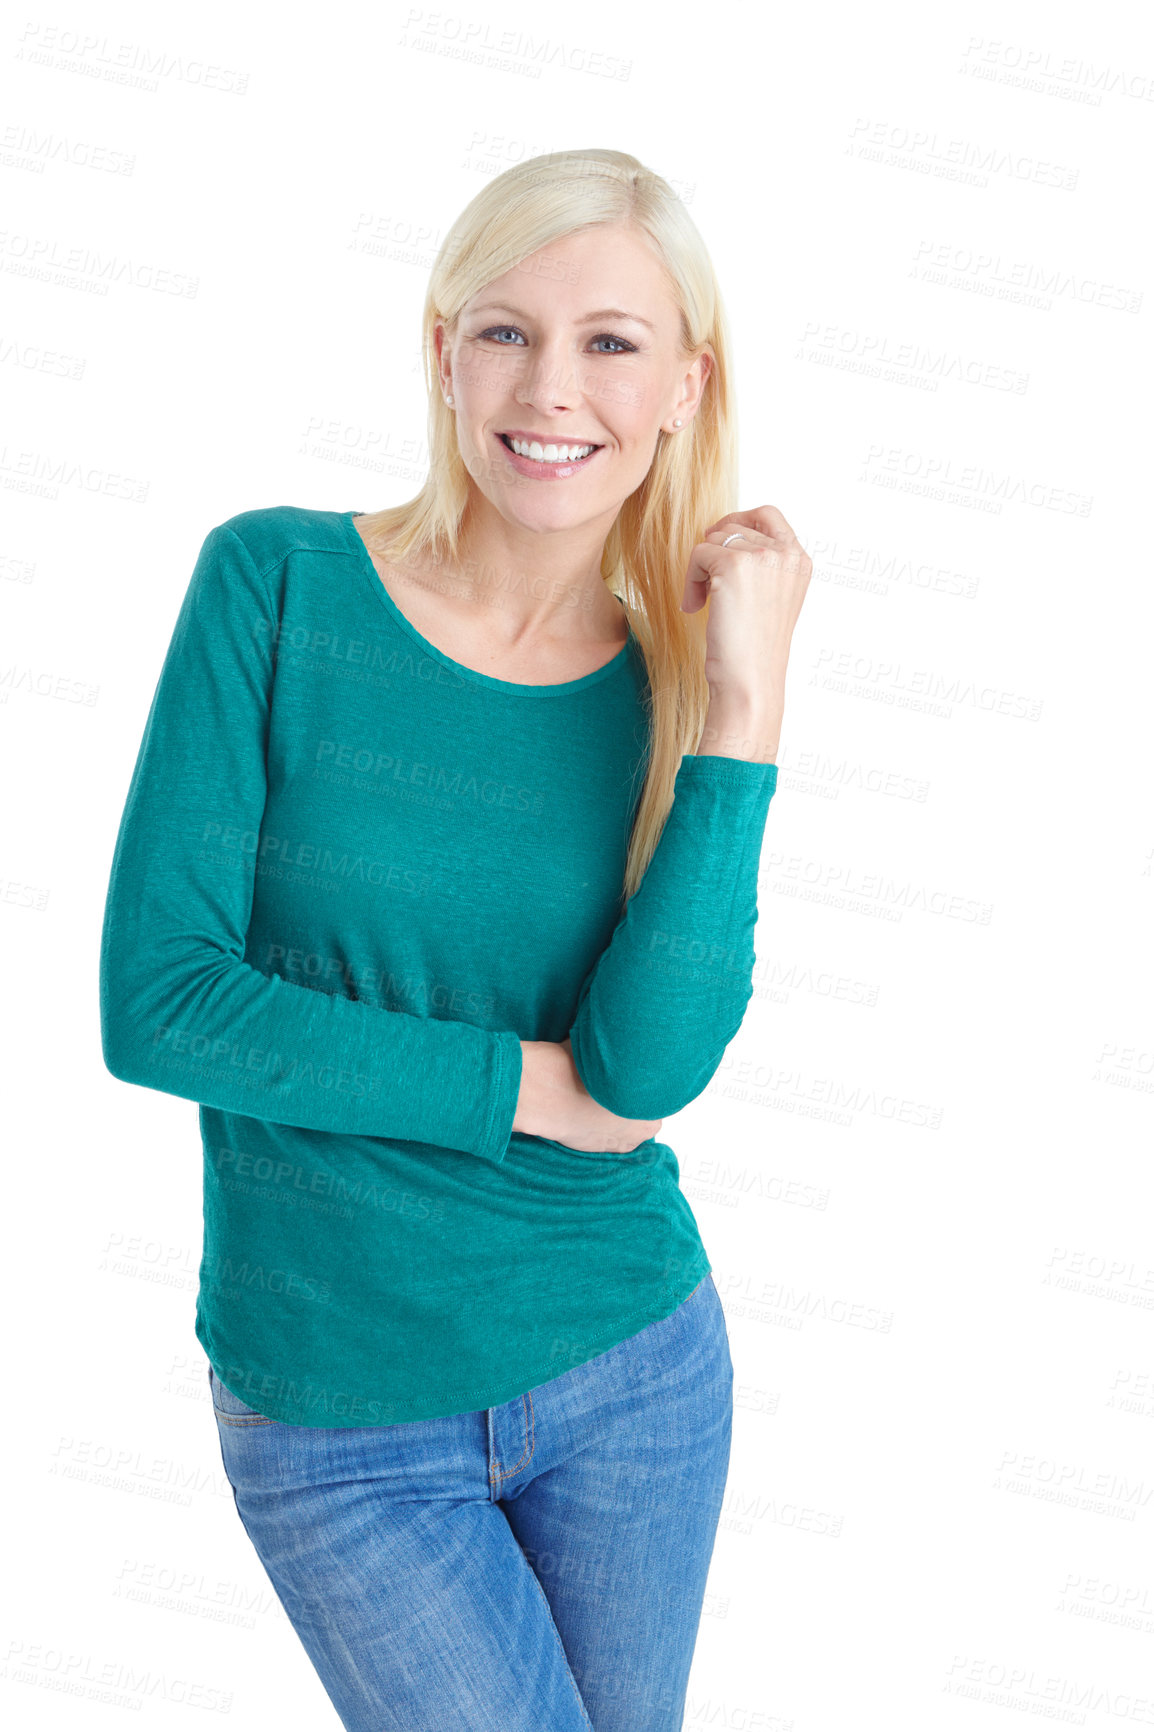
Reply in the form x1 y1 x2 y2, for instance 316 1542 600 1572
446 394 454 407
672 418 682 428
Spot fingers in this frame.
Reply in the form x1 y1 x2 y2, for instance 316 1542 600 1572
684 503 814 619
703 524 772 549
704 504 802 548
701 510 812 592
747 504 798 543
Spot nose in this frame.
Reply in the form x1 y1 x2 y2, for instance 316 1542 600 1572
515 335 583 417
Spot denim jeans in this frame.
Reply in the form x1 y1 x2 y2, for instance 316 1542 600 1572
207 1270 732 1730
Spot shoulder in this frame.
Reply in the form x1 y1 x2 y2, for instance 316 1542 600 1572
209 505 354 577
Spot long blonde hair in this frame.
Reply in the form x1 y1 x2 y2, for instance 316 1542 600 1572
355 148 738 905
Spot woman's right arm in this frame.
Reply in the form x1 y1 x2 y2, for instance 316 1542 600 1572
99 521 530 1165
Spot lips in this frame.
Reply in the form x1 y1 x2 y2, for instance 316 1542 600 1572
494 432 606 479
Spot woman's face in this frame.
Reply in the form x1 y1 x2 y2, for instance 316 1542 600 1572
439 222 710 539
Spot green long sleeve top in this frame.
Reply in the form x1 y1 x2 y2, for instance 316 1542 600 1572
98 506 778 1426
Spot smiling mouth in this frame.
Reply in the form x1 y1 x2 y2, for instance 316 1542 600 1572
498 434 604 462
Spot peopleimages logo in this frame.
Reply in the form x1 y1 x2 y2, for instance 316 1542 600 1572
204 1256 332 1306
313 739 546 812
197 820 431 895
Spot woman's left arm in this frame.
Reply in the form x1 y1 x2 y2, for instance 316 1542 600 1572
565 505 811 1121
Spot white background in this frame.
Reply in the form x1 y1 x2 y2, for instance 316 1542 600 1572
2 0 1151 1726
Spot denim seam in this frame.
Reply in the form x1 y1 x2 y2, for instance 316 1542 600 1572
524 1562 595 1730
211 1366 277 1426
489 1389 536 1484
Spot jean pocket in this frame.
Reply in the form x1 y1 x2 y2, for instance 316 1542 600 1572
210 1365 276 1426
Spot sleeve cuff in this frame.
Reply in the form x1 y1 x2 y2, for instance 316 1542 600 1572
477 1029 524 1165
677 752 778 795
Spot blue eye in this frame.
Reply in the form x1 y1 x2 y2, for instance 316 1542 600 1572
478 326 636 355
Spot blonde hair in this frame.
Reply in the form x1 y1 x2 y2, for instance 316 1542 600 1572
355 147 738 905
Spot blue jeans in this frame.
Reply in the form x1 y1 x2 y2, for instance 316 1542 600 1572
208 1271 732 1730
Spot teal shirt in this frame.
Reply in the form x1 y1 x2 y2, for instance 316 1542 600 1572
99 506 778 1425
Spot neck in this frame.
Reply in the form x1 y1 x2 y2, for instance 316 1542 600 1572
422 495 622 643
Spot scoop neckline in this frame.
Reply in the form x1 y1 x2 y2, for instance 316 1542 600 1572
339 509 636 697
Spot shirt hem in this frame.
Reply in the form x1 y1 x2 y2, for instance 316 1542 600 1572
199 1259 712 1428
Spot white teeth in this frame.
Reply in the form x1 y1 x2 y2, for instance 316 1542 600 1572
506 436 596 463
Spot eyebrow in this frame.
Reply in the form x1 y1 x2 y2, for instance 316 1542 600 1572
467 302 655 332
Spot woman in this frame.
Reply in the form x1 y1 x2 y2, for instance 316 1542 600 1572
99 148 810 1730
